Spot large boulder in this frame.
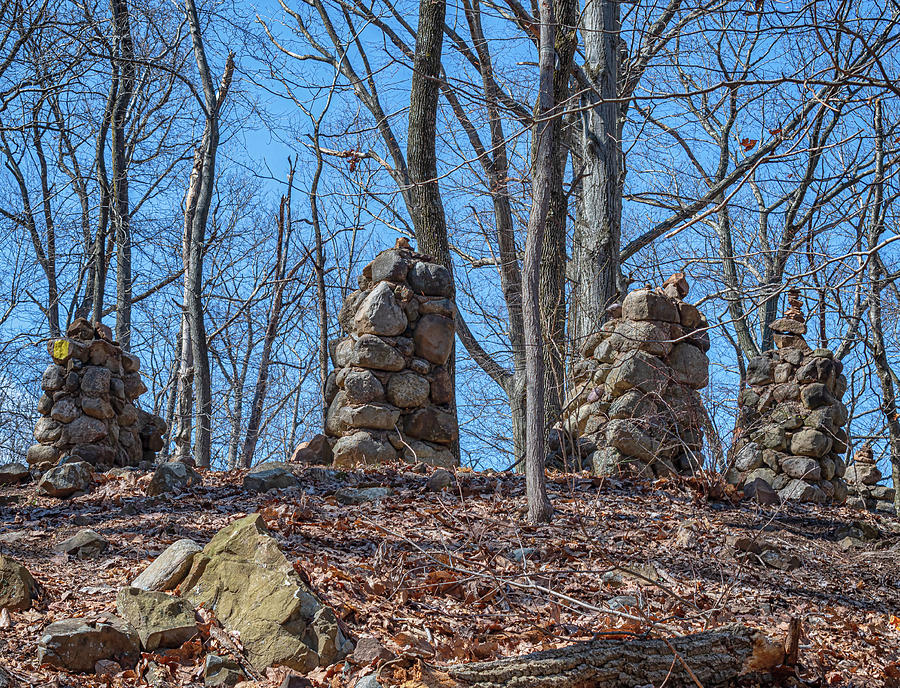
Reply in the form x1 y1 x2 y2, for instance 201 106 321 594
0 555 35 611
407 262 452 297
132 538 202 592
404 407 458 445
181 514 352 671
353 335 405 372
147 461 201 496
36 615 140 672
116 586 198 651
386 371 430 408
622 289 678 323
668 343 709 389
37 461 93 498
243 463 300 493
290 434 333 465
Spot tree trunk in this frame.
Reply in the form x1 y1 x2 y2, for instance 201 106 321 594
110 0 135 348
438 624 782 688
573 0 622 344
242 188 293 469
184 0 234 468
538 0 576 432
523 0 557 525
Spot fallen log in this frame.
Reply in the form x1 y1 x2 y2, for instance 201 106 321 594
401 624 784 688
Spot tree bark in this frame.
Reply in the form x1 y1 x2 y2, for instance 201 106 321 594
538 0 577 431
440 624 782 688
184 0 234 467
523 0 557 525
110 0 135 348
573 0 622 344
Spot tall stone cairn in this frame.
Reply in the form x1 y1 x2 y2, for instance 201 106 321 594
553 273 711 478
844 443 896 514
28 319 166 472
728 290 849 504
324 239 458 469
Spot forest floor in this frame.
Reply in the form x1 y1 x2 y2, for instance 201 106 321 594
1 465 899 687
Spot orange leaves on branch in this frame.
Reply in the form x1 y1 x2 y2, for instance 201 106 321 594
740 138 758 151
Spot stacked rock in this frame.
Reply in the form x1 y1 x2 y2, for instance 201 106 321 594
553 274 710 477
324 239 458 469
27 319 166 472
845 444 896 514
728 290 849 504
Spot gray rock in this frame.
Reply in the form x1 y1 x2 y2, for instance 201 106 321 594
400 439 455 468
335 486 392 505
204 654 244 687
413 314 454 365
26 443 60 468
244 462 300 493
42 364 66 392
132 539 202 592
338 290 370 333
734 445 763 472
621 289 678 323
368 249 410 283
116 586 198 651
33 416 63 444
341 403 401 431
37 461 93 498
743 478 777 505
352 636 393 665
37 615 141 672
800 383 832 409
50 398 79 423
0 462 30 485
355 677 382 688
425 468 453 492
0 554 35 611
779 478 826 503
386 371 430 408
62 415 108 445
779 455 821 481
55 529 108 559
290 434 333 465
668 343 709 389
605 419 657 462
146 462 201 497
81 366 112 397
605 350 667 396
404 406 458 445
354 283 408 337
353 335 405 371
343 370 385 403
82 397 114 420
506 547 536 563
407 262 453 297
845 462 881 486
332 431 398 468
747 357 773 385
608 390 658 420
608 320 673 357
790 428 832 458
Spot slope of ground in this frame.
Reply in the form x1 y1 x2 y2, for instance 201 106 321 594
1 465 898 686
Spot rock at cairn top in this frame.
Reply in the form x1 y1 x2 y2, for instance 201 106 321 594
769 288 808 339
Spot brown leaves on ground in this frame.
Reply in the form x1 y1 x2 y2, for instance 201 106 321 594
1 466 900 686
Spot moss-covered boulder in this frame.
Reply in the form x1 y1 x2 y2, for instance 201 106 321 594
181 514 352 671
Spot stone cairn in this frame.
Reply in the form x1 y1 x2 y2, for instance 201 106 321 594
550 274 711 478
28 319 166 472
728 290 849 504
324 239 458 469
845 443 896 514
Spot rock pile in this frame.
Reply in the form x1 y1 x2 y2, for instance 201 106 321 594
845 444 896 514
324 239 458 468
728 290 849 504
553 274 710 477
28 318 166 473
